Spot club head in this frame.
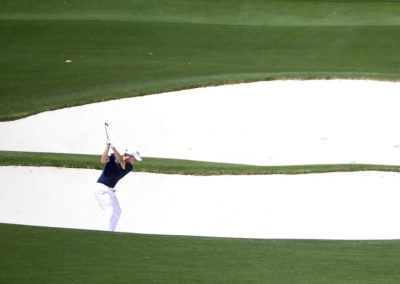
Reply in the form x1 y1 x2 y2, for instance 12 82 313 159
104 122 110 139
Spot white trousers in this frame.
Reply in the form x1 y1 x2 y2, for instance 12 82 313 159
95 183 121 231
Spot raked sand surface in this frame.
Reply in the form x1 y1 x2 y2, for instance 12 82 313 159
1 166 400 240
2 80 400 239
1 80 400 165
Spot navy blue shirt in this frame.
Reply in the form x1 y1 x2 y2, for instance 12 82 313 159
97 154 133 188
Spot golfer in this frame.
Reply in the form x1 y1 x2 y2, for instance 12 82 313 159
95 139 142 231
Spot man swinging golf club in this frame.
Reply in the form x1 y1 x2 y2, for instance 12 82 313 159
95 123 142 231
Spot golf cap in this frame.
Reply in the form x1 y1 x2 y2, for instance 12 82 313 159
125 150 142 161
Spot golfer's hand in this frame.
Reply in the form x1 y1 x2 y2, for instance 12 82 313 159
101 155 110 163
106 139 114 148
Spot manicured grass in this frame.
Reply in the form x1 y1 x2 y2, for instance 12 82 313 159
1 150 400 175
2 0 400 26
1 0 400 120
1 223 400 284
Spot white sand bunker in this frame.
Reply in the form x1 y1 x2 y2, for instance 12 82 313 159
2 80 400 240
1 80 400 165
1 166 400 240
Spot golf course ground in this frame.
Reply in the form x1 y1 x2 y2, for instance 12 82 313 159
1 223 400 284
2 0 400 283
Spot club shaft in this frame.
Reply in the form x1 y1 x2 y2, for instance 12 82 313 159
105 124 109 139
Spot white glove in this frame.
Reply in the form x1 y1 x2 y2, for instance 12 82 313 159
106 139 115 148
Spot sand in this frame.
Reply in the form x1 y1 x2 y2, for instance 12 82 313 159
1 80 400 165
1 79 400 239
1 166 400 240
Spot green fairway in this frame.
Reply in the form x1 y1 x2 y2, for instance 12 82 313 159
1 150 400 175
1 0 400 120
1 223 400 284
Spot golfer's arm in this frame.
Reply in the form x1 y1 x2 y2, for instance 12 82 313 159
101 145 110 163
112 147 126 169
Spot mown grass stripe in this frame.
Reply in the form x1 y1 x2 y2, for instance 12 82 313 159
1 223 400 284
1 151 399 175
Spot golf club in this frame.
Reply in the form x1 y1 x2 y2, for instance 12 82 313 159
104 122 109 140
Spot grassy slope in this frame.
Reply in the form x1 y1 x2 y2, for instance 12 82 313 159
1 223 400 284
1 150 400 175
1 0 400 120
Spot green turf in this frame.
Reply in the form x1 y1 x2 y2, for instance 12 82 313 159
1 223 400 284
1 0 400 120
1 150 400 175
2 0 400 26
